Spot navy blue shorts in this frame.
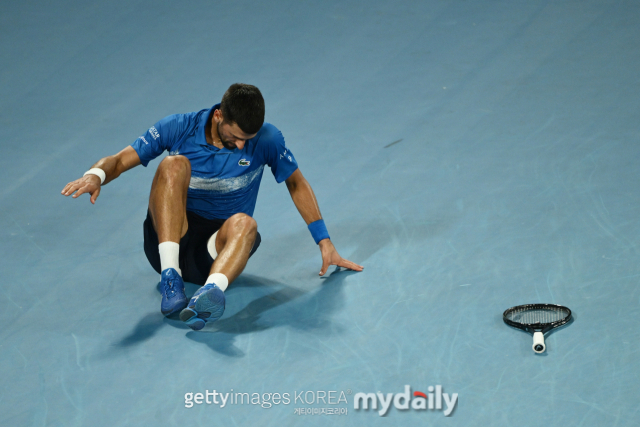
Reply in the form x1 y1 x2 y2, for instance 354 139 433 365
143 210 261 285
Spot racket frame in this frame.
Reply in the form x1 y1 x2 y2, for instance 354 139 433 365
503 303 572 353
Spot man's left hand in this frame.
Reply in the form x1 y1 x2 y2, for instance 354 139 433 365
318 239 364 276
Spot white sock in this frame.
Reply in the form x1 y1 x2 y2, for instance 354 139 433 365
206 273 229 292
159 241 181 276
207 231 219 259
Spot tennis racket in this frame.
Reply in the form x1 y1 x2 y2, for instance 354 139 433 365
503 304 572 353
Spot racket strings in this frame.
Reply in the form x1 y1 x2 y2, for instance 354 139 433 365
507 307 569 325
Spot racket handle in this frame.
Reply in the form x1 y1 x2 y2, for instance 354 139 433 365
532 332 545 353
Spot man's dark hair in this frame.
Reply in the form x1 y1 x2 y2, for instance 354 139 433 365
220 83 265 134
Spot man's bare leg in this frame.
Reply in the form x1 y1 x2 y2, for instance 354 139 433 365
180 213 258 330
209 213 258 284
148 155 190 244
148 155 190 315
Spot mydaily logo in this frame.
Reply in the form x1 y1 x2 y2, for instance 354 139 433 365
354 385 458 417
183 385 457 417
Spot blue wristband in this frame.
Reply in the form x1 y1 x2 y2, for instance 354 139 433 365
308 219 330 244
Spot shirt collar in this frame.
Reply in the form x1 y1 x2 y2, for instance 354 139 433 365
196 103 234 152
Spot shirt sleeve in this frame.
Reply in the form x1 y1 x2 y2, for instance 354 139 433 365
130 114 188 167
261 123 299 183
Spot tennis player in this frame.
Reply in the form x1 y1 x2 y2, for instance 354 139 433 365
62 83 363 330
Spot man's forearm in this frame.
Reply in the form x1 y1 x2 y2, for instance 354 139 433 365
91 146 140 185
290 182 322 224
91 155 121 185
286 170 323 225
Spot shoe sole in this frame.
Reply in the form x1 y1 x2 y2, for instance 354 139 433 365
179 288 225 331
161 297 187 316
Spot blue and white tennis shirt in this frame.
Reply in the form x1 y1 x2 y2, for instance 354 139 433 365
131 104 298 220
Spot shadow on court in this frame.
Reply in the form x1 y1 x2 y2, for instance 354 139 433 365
107 268 357 357
185 268 358 357
115 312 165 348
109 212 441 352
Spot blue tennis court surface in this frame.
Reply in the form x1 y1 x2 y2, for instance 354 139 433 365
2 0 639 425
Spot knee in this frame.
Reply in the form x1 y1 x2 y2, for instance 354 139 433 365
228 213 257 236
157 155 191 179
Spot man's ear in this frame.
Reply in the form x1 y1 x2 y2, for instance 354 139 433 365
213 109 223 123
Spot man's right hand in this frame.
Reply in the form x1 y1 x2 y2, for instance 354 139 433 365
61 147 142 205
62 174 102 204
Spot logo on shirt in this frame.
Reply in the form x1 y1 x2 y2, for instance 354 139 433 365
279 149 293 162
149 126 160 140
140 136 149 145
238 159 250 166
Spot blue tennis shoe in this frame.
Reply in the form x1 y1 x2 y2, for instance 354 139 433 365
179 283 226 331
160 268 188 316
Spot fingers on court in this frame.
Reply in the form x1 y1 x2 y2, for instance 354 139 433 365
339 259 364 271
319 261 330 276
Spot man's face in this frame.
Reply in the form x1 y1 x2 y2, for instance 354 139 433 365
214 110 257 150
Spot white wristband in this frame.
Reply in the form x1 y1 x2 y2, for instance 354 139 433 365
83 168 106 184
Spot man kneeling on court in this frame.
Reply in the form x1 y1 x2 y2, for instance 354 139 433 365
62 83 362 330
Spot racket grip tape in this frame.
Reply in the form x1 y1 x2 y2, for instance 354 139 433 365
532 332 546 353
